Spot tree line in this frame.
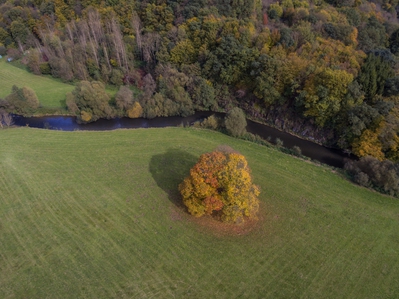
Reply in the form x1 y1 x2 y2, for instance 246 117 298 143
2 0 399 163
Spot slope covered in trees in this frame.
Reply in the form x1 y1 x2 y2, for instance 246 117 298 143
2 0 399 161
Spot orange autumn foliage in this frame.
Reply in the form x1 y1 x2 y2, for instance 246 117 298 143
179 149 260 224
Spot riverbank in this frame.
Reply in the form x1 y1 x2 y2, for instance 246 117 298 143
12 112 350 168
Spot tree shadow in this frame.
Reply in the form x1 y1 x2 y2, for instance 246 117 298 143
149 149 198 207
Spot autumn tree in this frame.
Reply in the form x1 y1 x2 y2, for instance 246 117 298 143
179 148 260 224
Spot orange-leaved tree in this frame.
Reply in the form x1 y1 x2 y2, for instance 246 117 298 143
179 148 260 224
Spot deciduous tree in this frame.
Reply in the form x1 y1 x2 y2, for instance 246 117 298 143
179 148 260 224
225 107 247 137
66 81 113 122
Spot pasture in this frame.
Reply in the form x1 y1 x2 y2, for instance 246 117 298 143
0 59 118 110
0 127 398 298
0 59 75 108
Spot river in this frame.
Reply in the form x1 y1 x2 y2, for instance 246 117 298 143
12 112 352 168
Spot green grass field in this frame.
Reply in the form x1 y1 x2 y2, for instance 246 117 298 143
1 127 399 298
0 59 75 108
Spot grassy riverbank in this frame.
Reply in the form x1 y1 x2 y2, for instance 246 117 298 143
0 59 118 110
1 127 398 298
0 59 75 108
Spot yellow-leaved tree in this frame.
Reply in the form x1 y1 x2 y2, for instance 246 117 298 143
179 147 260 224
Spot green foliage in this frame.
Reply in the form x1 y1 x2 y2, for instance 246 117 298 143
0 59 74 109
179 148 260 223
0 28 9 44
345 156 399 196
389 28 399 55
322 23 355 45
142 3 174 32
67 81 113 122
214 0 256 18
303 68 354 126
357 53 394 101
275 138 284 147
357 16 388 51
268 3 283 20
190 78 217 110
193 114 221 130
3 0 399 165
10 20 29 44
225 107 247 137
155 66 194 117
250 54 281 105
4 85 39 114
292 145 302 156
203 35 258 85
170 40 197 65
115 85 134 111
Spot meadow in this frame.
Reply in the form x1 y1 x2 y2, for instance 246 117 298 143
0 59 75 108
0 59 117 109
0 127 398 298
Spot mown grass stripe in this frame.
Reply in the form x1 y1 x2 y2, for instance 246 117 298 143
1 128 399 298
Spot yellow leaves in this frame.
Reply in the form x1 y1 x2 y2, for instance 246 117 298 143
179 150 260 223
303 67 353 126
170 40 197 65
349 27 358 47
80 110 92 122
352 128 385 161
269 3 283 18
127 102 143 118
299 37 365 76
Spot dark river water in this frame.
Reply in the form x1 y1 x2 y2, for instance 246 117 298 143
12 112 352 168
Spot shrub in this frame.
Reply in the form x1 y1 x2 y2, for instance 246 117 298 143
292 145 302 156
200 114 220 130
345 156 399 196
66 81 113 122
354 172 369 187
275 138 284 147
225 107 247 137
4 85 39 114
127 101 143 118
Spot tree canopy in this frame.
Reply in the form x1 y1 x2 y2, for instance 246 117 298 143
3 0 399 162
179 148 260 224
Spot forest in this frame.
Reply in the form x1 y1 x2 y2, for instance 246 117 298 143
2 0 399 164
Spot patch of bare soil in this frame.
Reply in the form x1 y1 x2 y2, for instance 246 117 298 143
170 204 267 237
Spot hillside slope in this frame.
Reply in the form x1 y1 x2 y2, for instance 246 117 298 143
0 127 398 298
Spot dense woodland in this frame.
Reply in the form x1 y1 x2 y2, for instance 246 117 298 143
2 0 399 164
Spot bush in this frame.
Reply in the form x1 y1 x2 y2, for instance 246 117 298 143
200 114 220 130
4 85 40 114
66 81 114 122
127 102 143 118
0 109 13 127
275 138 284 147
39 62 51 75
292 145 302 156
0 45 6 56
354 172 369 187
345 156 399 196
225 107 247 137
